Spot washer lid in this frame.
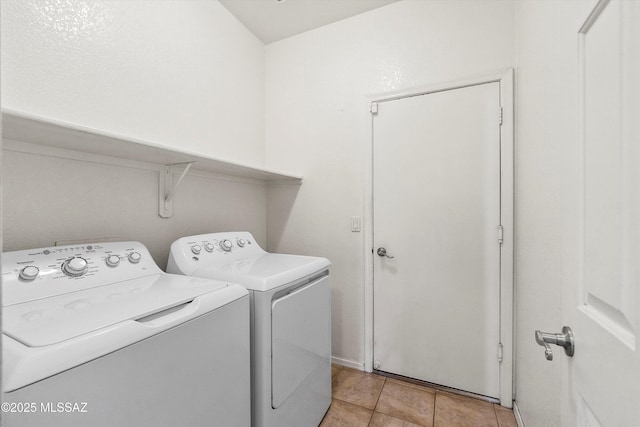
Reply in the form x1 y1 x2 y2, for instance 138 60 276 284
194 253 330 292
3 274 230 347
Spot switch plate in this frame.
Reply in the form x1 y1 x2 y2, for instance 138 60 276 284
351 216 361 232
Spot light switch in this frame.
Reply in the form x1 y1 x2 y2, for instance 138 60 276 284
351 216 361 232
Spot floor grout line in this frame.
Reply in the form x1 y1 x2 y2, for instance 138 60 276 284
432 390 437 427
375 377 387 409
367 377 386 426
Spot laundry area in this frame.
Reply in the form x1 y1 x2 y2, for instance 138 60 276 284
1 1 639 427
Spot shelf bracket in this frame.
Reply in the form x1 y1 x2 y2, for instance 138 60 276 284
159 162 195 218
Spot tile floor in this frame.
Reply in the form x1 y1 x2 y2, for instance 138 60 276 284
322 366 517 427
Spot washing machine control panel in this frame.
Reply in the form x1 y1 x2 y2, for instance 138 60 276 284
2 241 163 306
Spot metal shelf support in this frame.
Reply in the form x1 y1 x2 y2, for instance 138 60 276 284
159 162 195 218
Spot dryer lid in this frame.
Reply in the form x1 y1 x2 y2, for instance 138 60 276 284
195 253 330 292
3 274 231 347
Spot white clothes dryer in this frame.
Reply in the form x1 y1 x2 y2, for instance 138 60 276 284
167 232 331 427
2 241 250 427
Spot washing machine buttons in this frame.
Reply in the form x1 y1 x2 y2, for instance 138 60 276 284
19 265 40 281
191 245 202 254
204 243 215 252
237 239 246 248
62 257 89 277
106 255 121 267
128 252 142 263
220 239 233 252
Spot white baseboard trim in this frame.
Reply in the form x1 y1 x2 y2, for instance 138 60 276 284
331 356 364 371
513 401 525 427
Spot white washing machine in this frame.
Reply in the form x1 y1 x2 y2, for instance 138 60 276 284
167 232 331 427
2 241 251 427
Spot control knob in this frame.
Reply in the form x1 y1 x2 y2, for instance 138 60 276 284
106 255 121 267
220 239 233 252
19 266 40 281
128 252 142 263
191 245 202 255
62 257 89 277
204 243 215 252
237 239 246 248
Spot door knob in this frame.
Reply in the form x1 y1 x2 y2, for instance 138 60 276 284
377 247 394 258
535 326 575 361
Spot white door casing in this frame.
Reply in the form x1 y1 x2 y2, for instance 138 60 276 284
562 1 640 425
364 69 514 406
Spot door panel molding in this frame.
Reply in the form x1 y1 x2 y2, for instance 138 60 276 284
566 0 640 424
362 68 514 407
578 0 636 350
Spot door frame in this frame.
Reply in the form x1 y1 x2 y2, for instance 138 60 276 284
362 68 514 406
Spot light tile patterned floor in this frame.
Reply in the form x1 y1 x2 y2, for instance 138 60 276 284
322 366 517 427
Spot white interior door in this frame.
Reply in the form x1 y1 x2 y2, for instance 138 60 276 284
562 1 640 425
372 82 502 399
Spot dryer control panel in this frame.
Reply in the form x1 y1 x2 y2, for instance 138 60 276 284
168 232 331 292
182 232 260 256
2 242 162 306
167 232 266 275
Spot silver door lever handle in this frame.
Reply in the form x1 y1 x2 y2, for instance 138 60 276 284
535 326 575 361
377 247 394 258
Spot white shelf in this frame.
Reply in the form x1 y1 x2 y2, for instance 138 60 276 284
2 109 302 183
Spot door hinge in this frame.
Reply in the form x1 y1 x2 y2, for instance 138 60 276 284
497 225 504 245
498 107 503 126
498 343 504 362
370 102 379 115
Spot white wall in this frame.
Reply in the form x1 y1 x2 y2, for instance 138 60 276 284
1 0 269 265
515 1 595 425
266 3 604 425
0 9 3 419
2 146 268 268
1 0 265 166
1 1 607 425
265 0 516 368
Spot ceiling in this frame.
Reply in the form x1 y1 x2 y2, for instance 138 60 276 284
218 0 402 44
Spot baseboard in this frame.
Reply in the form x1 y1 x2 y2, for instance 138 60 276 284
513 401 525 427
331 356 364 371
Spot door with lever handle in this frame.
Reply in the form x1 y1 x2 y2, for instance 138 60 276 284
534 326 574 361
377 247 394 258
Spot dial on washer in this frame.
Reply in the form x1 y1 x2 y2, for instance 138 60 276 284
62 257 89 277
106 255 121 267
220 239 233 252
19 266 40 281
128 252 142 263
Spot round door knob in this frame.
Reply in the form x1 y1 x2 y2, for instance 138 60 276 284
204 243 215 252
128 252 142 263
19 265 40 281
191 245 202 254
106 255 121 267
237 239 246 248
62 257 89 276
220 239 233 252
